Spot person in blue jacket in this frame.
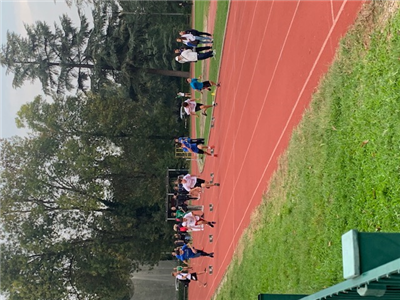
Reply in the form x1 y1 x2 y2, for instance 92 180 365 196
172 243 214 265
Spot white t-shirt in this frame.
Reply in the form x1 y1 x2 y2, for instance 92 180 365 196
182 174 197 191
179 49 198 63
182 212 199 227
183 100 196 115
181 33 195 41
176 272 193 280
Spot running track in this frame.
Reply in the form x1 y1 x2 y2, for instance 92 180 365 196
189 1 364 299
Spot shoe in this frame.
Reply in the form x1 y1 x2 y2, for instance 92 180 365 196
204 268 207 273
202 112 207 116
212 101 217 107
209 145 215 149
207 87 212 91
213 154 218 158
209 253 214 258
214 183 220 186
212 50 217 59
203 283 208 287
216 82 221 87
212 221 216 224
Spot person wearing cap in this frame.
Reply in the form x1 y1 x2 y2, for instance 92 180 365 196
175 49 215 63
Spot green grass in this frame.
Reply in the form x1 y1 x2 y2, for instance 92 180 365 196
213 2 400 299
192 1 229 164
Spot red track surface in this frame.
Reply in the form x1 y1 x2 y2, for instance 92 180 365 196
188 1 364 299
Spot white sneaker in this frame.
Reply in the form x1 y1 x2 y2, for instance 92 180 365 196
212 101 218 106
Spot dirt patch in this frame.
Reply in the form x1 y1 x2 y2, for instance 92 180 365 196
345 0 400 52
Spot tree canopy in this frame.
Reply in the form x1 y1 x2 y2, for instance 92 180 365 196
1 1 191 298
0 86 187 299
0 0 190 98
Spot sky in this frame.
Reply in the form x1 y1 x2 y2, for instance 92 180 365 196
0 3 92 298
0 0 91 138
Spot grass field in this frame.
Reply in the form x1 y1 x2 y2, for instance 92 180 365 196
211 1 400 299
193 1 229 147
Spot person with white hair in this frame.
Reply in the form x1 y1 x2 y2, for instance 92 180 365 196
175 49 215 63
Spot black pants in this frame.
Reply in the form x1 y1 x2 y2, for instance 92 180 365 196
189 29 212 37
198 51 214 61
195 249 211 256
195 46 212 53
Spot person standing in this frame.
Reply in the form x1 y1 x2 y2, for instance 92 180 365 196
179 32 213 44
175 49 215 63
176 37 199 48
175 46 212 55
180 29 212 37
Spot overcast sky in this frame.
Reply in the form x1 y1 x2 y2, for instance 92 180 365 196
1 0 92 138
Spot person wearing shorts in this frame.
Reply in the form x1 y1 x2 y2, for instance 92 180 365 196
182 99 215 117
175 136 205 145
173 265 192 272
178 174 220 194
177 140 215 156
172 243 214 264
186 76 220 93
172 270 208 287
182 211 216 229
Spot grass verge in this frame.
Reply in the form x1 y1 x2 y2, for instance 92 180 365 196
192 1 229 170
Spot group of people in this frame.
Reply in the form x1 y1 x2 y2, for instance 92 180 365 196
171 28 221 289
175 29 216 63
178 76 220 120
170 173 219 287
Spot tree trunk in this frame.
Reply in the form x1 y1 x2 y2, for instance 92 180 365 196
21 61 190 78
144 68 189 78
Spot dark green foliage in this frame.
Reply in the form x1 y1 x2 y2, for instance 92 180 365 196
0 86 188 299
0 0 190 99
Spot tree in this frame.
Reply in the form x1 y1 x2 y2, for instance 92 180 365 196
1 14 91 95
0 2 189 97
0 87 184 299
